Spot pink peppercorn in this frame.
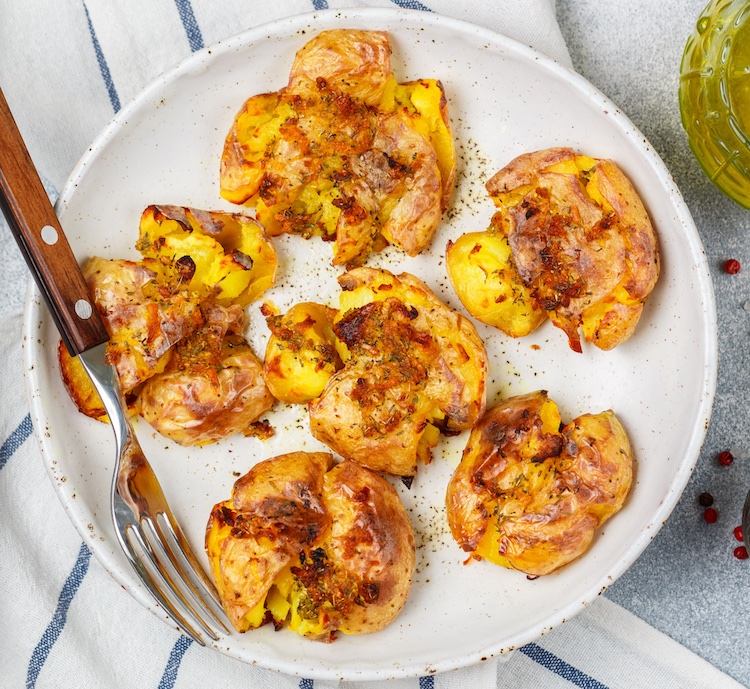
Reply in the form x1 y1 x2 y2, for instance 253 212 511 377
724 258 741 274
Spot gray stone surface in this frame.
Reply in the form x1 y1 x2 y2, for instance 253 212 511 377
556 1 750 685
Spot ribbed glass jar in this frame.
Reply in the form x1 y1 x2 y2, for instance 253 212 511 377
679 0 750 207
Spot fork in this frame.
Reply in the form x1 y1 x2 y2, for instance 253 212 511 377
0 88 229 645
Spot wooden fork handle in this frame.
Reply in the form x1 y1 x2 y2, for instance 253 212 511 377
0 87 109 355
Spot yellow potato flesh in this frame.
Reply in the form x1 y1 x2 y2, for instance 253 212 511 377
137 208 276 306
446 229 545 338
264 302 340 404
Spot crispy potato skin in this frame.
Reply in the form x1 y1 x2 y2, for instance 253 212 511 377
483 147 659 352
446 391 633 576
309 267 487 476
263 302 341 404
83 257 203 392
205 452 415 640
139 303 274 446
219 29 455 267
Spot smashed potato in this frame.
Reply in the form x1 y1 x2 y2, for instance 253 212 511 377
205 451 415 640
263 302 341 404
220 29 455 267
136 205 277 306
447 148 659 352
446 391 633 576
309 267 487 477
139 303 274 446
60 205 277 446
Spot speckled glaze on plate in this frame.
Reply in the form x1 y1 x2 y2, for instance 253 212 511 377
23 7 717 681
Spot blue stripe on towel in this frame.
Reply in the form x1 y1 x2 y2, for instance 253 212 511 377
312 0 329 9
174 0 204 52
389 0 432 10
158 636 193 689
82 1 121 112
520 643 610 689
26 543 92 689
0 413 32 471
419 677 435 689
299 680 314 689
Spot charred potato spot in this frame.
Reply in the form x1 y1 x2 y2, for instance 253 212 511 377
448 148 659 351
309 267 487 477
263 302 342 404
205 452 415 640
446 391 633 576
219 29 455 267
136 205 277 306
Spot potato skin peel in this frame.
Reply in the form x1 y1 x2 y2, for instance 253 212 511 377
446 391 633 576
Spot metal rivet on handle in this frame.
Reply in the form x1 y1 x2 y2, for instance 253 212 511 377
40 224 58 245
74 299 93 319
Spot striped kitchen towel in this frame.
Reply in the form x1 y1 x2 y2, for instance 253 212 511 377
0 0 744 688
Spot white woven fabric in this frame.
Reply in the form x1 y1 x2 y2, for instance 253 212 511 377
0 1 742 688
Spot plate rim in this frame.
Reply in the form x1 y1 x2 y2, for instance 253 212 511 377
23 6 718 680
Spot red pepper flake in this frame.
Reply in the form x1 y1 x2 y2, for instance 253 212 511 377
734 525 744 541
704 507 719 523
717 450 734 466
724 258 741 274
734 545 748 560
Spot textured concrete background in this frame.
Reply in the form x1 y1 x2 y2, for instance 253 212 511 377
556 1 750 685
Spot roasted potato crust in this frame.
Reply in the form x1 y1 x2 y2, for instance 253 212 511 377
220 29 455 267
446 391 633 575
83 256 204 392
448 148 659 351
139 303 274 446
309 267 487 476
205 452 415 640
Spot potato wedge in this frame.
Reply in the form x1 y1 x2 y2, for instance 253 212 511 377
205 452 415 640
263 302 341 404
309 267 487 476
446 391 633 576
484 148 659 352
136 205 277 306
220 29 455 267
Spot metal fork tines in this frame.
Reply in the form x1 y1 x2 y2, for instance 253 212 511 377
80 343 230 645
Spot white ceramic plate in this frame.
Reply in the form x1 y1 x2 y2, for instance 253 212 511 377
24 7 717 681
